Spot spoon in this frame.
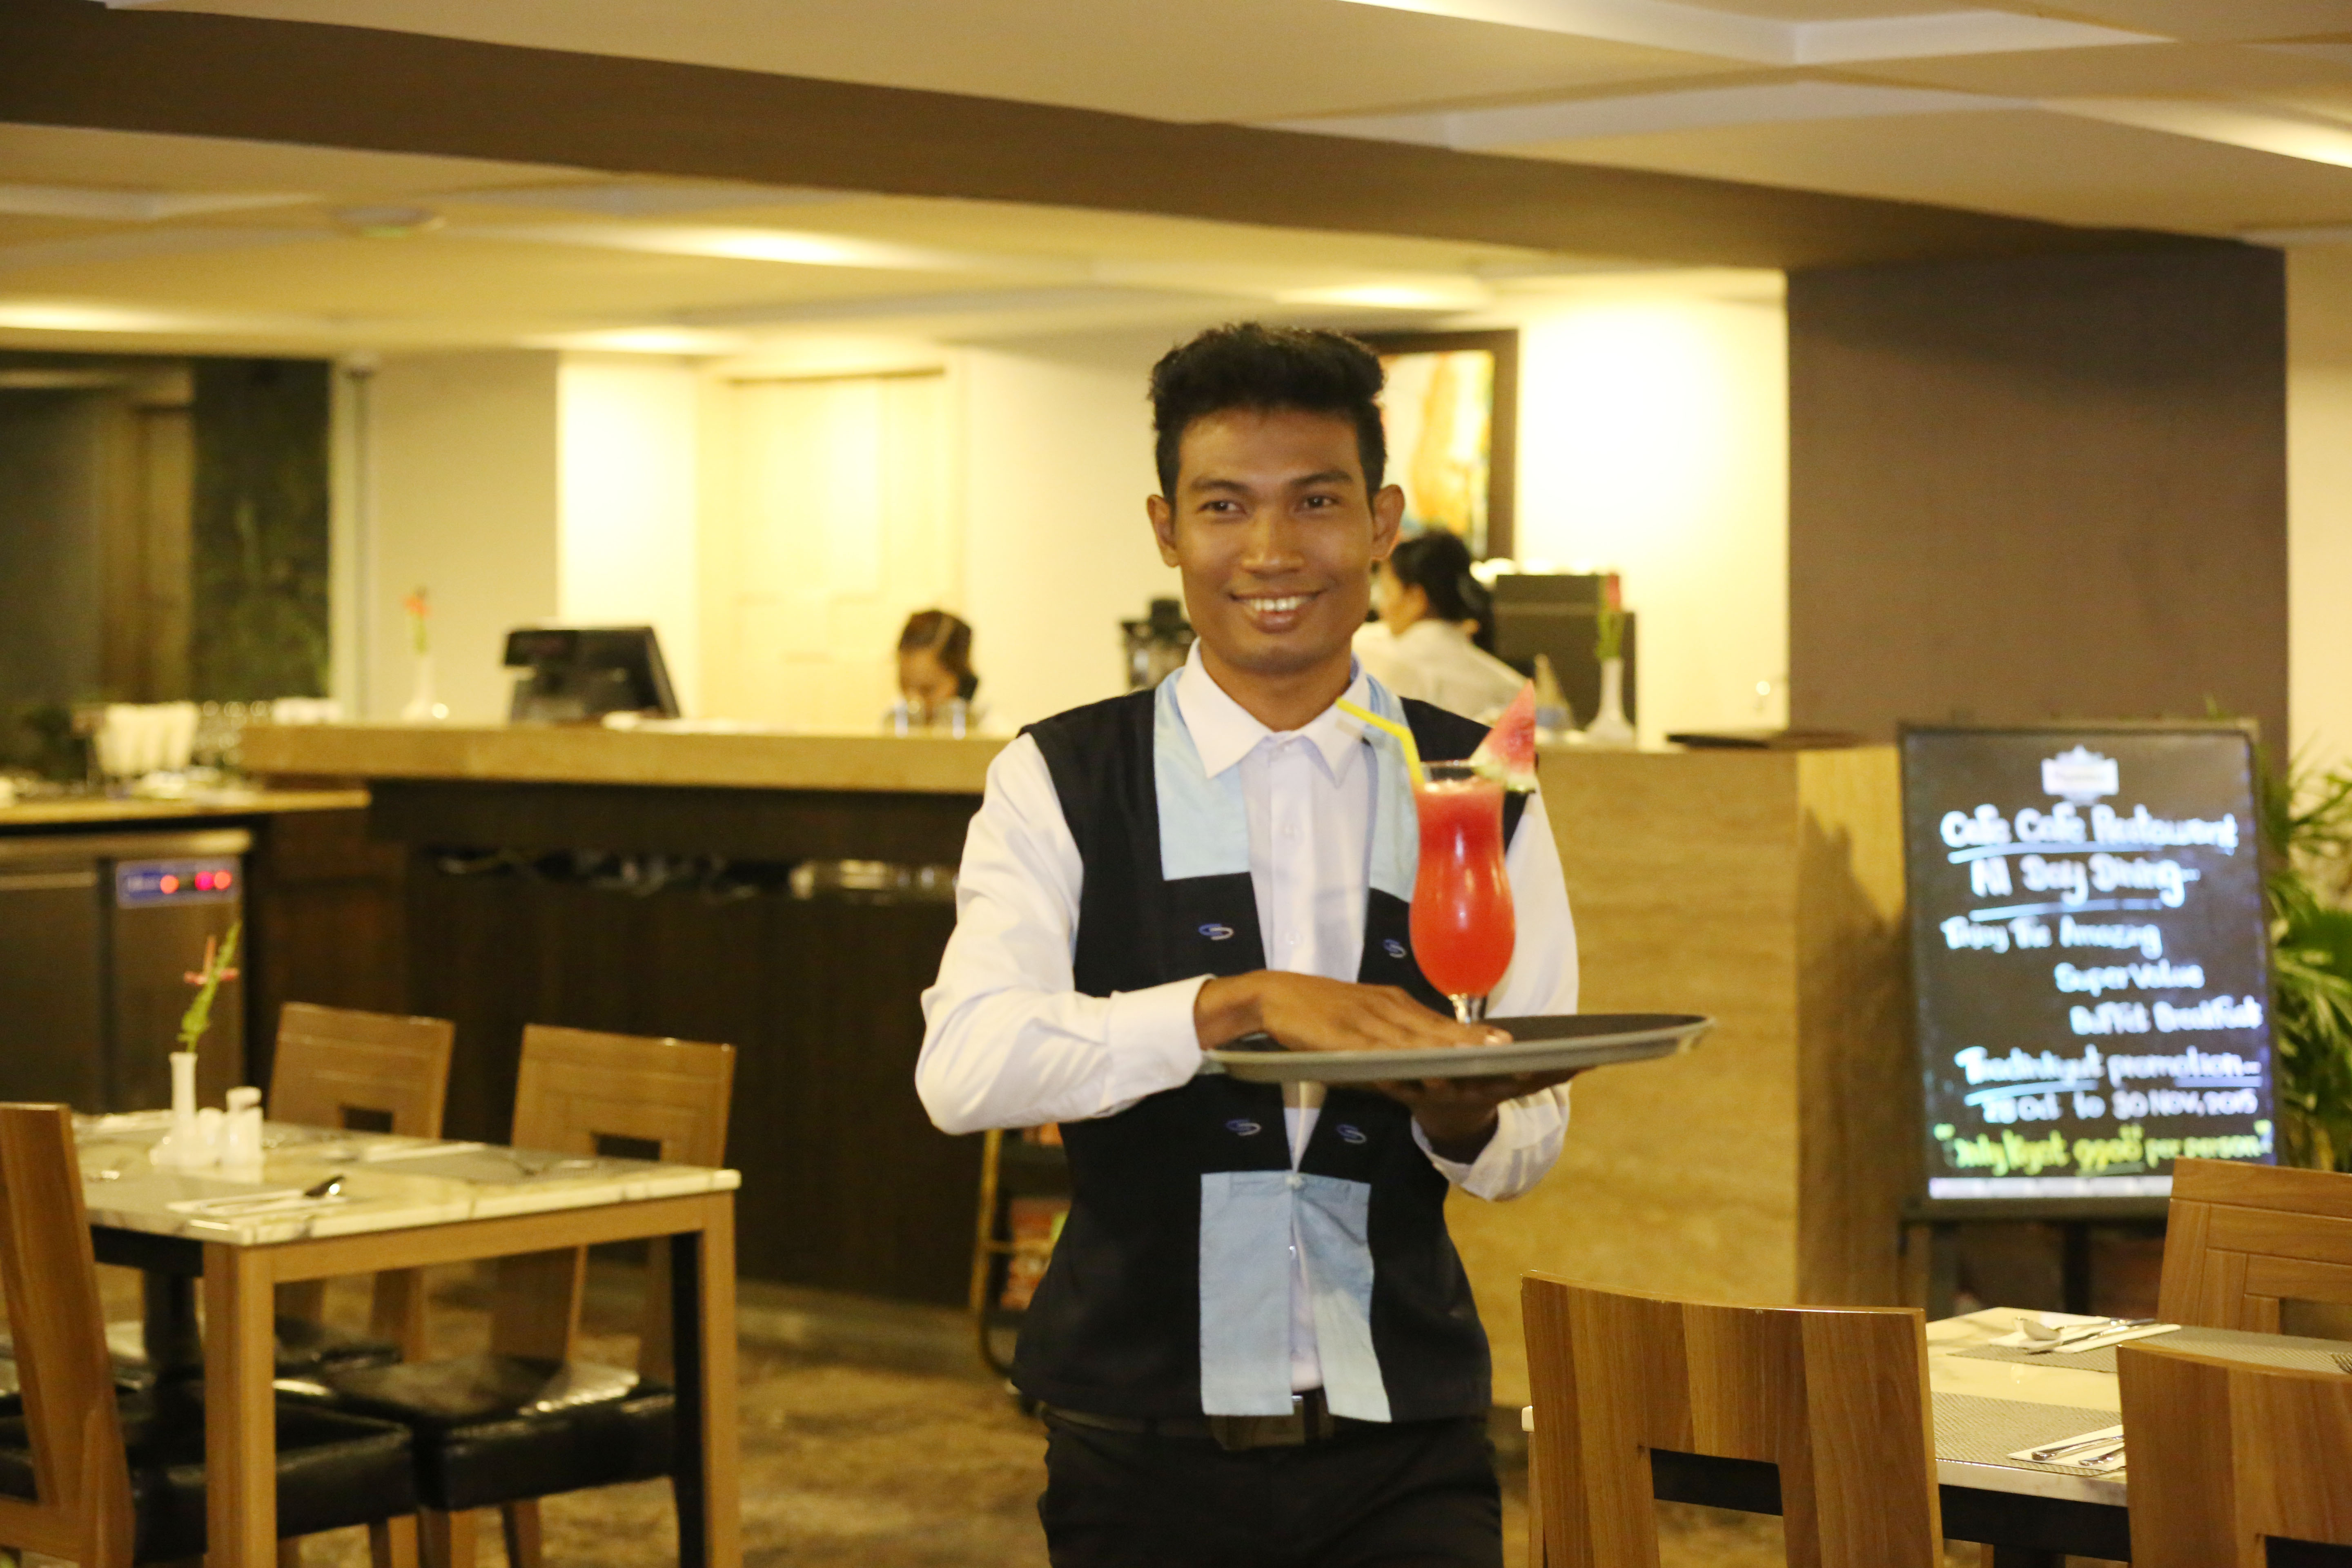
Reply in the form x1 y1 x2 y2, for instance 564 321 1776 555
301 1173 345 1199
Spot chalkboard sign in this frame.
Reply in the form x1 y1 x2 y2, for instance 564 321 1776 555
1902 724 2274 1214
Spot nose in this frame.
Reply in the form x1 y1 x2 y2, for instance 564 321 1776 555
1237 506 1305 576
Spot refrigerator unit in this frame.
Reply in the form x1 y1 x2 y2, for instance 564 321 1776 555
0 829 247 1112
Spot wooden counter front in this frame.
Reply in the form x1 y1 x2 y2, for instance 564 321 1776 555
239 722 1004 795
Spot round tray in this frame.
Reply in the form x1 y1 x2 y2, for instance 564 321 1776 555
1203 1012 1712 1085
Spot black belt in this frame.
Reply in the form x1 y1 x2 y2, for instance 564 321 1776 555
1042 1390 1346 1452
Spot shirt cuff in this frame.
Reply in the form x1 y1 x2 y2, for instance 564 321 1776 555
1100 975 1212 1105
1412 1097 1532 1198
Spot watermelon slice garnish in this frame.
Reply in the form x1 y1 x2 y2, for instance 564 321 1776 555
1468 681 1539 791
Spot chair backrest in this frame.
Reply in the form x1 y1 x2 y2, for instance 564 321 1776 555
495 1027 734 1377
511 1024 733 1166
1522 1274 1941 1568
269 1002 455 1138
2157 1158 2352 1331
2119 1339 2352 1567
0 1104 131 1568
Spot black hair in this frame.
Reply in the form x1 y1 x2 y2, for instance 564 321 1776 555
1149 323 1387 499
1386 530 1497 653
898 608 978 700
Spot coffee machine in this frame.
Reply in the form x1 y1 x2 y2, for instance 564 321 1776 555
1121 599 1194 691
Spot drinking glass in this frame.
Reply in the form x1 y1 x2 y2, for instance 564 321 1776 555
1409 760 1516 1022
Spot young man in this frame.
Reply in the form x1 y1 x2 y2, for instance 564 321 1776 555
917 324 1578 1567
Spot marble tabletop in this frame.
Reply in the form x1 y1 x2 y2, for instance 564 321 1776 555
74 1111 740 1247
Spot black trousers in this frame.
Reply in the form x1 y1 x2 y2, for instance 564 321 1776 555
1038 1412 1502 1568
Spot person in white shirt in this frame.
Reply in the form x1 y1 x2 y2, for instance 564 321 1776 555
1352 530 1527 722
916 323 1577 1568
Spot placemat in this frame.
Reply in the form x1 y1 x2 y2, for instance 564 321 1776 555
1953 1325 2352 1376
1935 1393 2127 1476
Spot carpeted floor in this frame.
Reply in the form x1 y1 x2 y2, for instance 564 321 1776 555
86 1264 2096 1567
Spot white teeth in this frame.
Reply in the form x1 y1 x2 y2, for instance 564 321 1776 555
1247 595 1309 613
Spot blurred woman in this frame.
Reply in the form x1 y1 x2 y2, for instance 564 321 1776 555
1353 531 1525 720
895 609 982 730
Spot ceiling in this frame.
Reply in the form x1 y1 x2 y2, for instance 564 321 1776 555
7 0 2352 354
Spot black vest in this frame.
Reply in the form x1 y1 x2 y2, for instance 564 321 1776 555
1010 684 1526 1422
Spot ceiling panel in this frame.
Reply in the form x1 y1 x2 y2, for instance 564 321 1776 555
1508 107 2352 231
1838 39 2352 94
139 0 1742 124
2025 0 2352 44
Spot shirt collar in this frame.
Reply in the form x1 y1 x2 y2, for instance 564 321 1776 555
1172 640 1371 783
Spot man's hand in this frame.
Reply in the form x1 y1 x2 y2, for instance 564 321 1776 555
1195 973 1572 1163
1195 971 1502 1056
1375 1070 1577 1163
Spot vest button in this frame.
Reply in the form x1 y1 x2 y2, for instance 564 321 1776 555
1286 1172 1305 1190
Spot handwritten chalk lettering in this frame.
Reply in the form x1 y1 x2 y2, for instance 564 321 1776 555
2143 1124 2274 1164
2153 996 2265 1033
2018 854 2089 903
2106 1046 2263 1089
1982 1091 2064 1124
2014 802 2089 845
2060 916 2163 959
2089 804 2241 854
2054 961 2205 996
1971 857 2013 898
2075 1124 2146 1175
1942 915 2009 953
1942 804 2013 848
1947 1129 2071 1176
2013 916 2053 948
1953 1045 2106 1089
2070 1002 2150 1036
2088 853 2199 906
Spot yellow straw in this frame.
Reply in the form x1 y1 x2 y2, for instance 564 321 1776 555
1336 699 1426 790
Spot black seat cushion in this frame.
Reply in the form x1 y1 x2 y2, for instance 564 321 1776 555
0 1390 416 1561
272 1315 402 1376
319 1352 674 1513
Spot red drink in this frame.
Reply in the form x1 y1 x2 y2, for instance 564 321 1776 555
1410 765 1515 1014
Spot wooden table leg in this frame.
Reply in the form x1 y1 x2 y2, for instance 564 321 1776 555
670 1196 740 1568
205 1241 279 1567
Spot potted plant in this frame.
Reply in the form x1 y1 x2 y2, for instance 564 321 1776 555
2262 761 2352 1170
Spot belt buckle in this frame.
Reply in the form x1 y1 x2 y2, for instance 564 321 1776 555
1207 1394 1327 1451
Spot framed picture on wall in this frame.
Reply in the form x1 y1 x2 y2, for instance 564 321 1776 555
1360 329 1519 561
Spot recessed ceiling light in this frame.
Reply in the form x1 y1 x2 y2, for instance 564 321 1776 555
331 205 445 239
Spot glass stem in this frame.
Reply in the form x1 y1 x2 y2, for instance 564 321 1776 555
1452 994 1486 1025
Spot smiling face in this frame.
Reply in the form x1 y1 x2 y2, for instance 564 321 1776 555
1147 405 1403 729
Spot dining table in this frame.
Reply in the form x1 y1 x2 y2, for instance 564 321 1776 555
71 1111 743 1568
1607 1307 2352 1567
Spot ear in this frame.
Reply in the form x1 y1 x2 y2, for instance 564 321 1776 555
1147 492 1182 567
1370 483 1405 560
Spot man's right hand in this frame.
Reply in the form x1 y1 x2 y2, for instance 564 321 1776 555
1194 971 1505 1056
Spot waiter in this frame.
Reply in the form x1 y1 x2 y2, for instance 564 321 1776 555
918 323 1578 1568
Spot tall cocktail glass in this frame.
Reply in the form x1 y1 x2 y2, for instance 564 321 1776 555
1410 761 1515 1022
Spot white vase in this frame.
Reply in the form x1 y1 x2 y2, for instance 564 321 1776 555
400 652 448 722
154 1050 215 1169
1586 657 1637 747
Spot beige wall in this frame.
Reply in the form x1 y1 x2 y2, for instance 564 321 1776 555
367 349 560 722
959 330 1188 726
2292 247 2352 777
558 355 704 714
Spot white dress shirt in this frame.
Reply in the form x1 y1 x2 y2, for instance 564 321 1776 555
917 645 1579 1394
1352 618 1528 722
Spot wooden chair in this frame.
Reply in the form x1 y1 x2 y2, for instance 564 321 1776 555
270 1002 457 1363
319 1025 735 1568
0 1102 422 1567
2158 1157 2352 1330
1522 1273 1942 1568
2119 1338 2352 1566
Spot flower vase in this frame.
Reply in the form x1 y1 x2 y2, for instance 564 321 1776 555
1586 657 1636 747
400 652 448 722
155 1050 214 1169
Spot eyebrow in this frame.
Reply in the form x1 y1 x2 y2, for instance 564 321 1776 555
1185 469 1357 494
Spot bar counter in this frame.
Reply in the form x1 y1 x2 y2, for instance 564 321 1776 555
243 723 1911 1403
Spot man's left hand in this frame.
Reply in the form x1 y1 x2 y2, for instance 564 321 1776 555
1375 1069 1577 1164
